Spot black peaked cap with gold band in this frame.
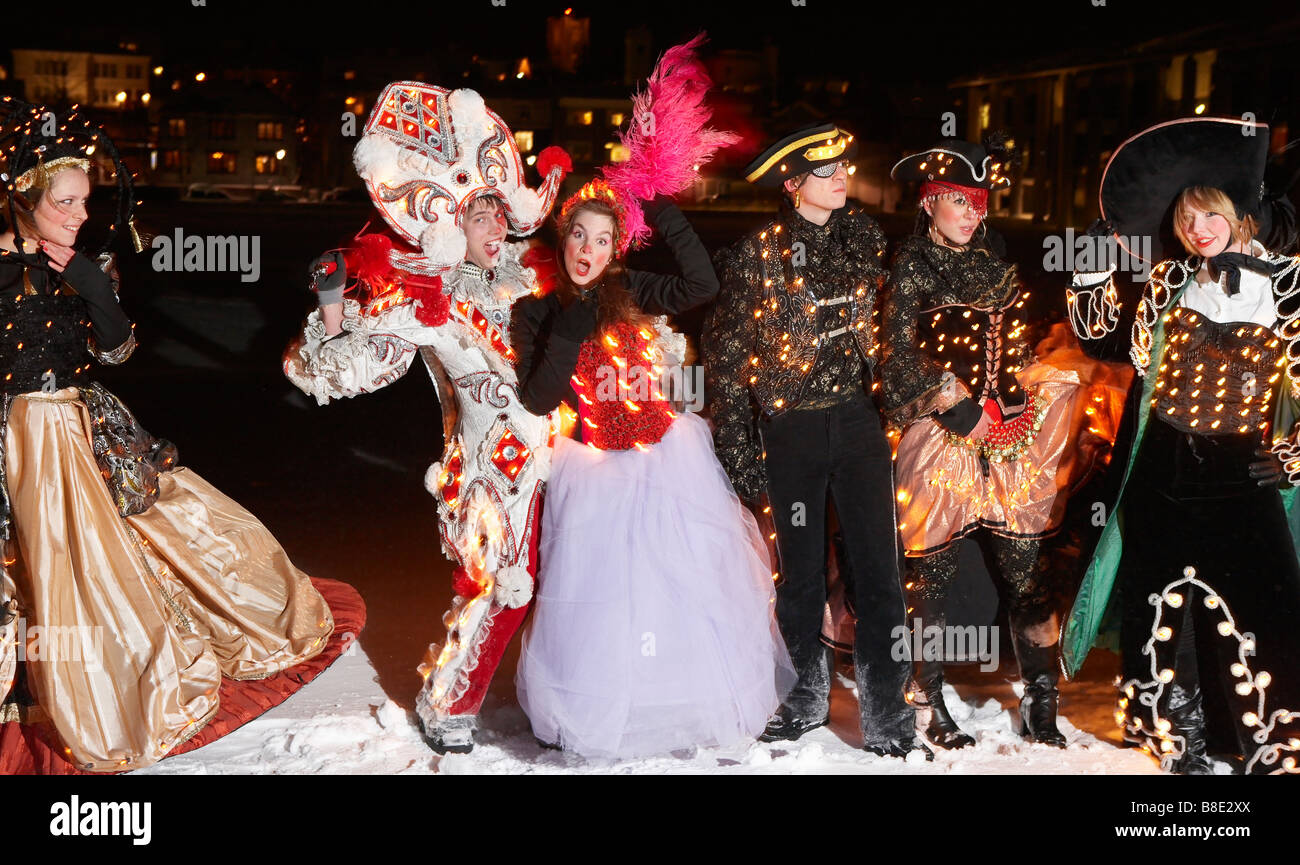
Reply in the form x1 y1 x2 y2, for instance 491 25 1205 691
744 122 858 187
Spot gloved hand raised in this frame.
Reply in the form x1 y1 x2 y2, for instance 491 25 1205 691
310 251 347 305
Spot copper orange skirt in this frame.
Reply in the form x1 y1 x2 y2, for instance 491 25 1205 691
894 364 1085 556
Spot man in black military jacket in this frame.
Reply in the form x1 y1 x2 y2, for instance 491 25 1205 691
703 123 927 759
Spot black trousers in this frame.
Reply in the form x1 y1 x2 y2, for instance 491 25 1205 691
1118 417 1300 773
759 395 914 743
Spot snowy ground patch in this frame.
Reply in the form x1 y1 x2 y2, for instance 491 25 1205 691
137 644 1163 775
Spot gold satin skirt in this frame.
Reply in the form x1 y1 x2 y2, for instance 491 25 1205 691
3 388 333 771
894 364 1084 556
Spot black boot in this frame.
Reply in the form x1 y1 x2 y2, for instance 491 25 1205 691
864 737 935 761
1164 683 1215 775
911 593 975 749
422 715 476 755
1012 625 1067 748
759 703 830 743
916 660 976 749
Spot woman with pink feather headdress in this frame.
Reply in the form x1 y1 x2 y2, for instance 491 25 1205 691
509 35 794 759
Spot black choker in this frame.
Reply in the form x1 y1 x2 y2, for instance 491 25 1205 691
459 260 496 283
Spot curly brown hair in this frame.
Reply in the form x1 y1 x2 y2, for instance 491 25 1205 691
553 198 654 331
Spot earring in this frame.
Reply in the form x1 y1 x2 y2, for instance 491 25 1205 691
793 190 801 208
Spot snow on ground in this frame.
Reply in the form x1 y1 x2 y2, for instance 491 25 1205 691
137 641 1169 775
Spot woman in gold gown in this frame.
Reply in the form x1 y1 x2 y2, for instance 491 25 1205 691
0 103 333 772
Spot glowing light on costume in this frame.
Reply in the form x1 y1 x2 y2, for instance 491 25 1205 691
1116 566 1299 774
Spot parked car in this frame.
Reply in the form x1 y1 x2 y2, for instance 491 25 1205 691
254 187 304 203
321 185 369 203
183 183 250 202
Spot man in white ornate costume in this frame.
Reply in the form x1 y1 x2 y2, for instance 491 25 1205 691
284 82 571 753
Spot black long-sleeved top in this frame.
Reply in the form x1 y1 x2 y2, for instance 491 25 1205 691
0 250 133 396
510 197 719 416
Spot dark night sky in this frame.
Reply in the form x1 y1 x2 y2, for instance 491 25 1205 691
32 0 1299 86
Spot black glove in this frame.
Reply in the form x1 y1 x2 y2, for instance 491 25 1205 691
60 252 132 349
59 250 115 301
640 194 674 220
934 398 983 437
1249 447 1285 487
310 251 347 305
552 296 598 342
1085 218 1115 238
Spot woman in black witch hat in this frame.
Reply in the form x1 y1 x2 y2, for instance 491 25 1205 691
0 98 334 772
882 136 1089 751
1063 116 1300 774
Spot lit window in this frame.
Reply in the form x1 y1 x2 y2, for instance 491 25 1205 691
514 130 534 153
207 151 237 174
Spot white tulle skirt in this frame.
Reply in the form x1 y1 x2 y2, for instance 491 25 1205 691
516 412 794 759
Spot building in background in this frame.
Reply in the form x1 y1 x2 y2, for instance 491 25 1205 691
949 18 1300 227
548 8 590 75
12 46 152 109
8 43 155 184
154 80 299 191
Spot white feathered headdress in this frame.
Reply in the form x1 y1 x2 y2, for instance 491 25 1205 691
353 82 571 274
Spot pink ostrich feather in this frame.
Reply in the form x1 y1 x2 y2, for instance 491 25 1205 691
601 33 739 251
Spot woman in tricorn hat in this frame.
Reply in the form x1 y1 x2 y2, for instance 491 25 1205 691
1063 116 1300 774
883 136 1087 751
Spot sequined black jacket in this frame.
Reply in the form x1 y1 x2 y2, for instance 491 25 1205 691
703 203 888 501
880 235 1027 432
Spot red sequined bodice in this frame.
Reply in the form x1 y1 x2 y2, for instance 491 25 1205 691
571 321 676 451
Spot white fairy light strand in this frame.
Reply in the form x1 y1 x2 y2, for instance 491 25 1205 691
1117 566 1299 774
1267 252 1300 398
1271 432 1300 487
1127 259 1198 376
1065 267 1121 344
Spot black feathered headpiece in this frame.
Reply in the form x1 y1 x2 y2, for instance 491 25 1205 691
0 96 139 259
